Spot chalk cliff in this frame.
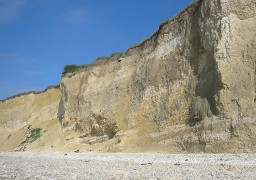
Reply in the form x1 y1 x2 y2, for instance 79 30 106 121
1 0 256 153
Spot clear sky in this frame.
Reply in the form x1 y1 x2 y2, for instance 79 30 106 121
0 0 194 100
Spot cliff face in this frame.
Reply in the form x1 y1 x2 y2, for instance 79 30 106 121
0 87 63 151
1 0 256 153
0 86 61 130
59 0 256 152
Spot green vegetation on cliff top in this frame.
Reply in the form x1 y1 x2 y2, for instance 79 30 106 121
63 1 203 73
63 52 124 73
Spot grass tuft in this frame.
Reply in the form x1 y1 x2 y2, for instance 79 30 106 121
96 56 110 61
111 52 124 57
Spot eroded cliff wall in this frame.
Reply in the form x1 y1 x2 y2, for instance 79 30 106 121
0 86 63 151
0 0 256 153
0 86 61 130
59 0 256 152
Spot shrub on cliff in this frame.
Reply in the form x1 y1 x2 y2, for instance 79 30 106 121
63 65 80 73
111 52 124 57
80 64 90 68
96 52 124 61
96 56 110 61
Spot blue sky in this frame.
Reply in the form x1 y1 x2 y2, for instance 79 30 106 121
0 0 194 100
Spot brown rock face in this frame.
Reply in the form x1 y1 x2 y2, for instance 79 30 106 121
1 0 256 153
0 86 62 151
0 86 61 130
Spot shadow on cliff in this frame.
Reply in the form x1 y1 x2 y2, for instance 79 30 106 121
57 97 65 124
186 0 223 126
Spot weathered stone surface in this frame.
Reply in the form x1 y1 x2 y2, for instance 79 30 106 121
58 0 256 152
0 86 61 130
0 0 256 153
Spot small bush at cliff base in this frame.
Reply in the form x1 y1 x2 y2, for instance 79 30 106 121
21 127 42 145
63 65 80 73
